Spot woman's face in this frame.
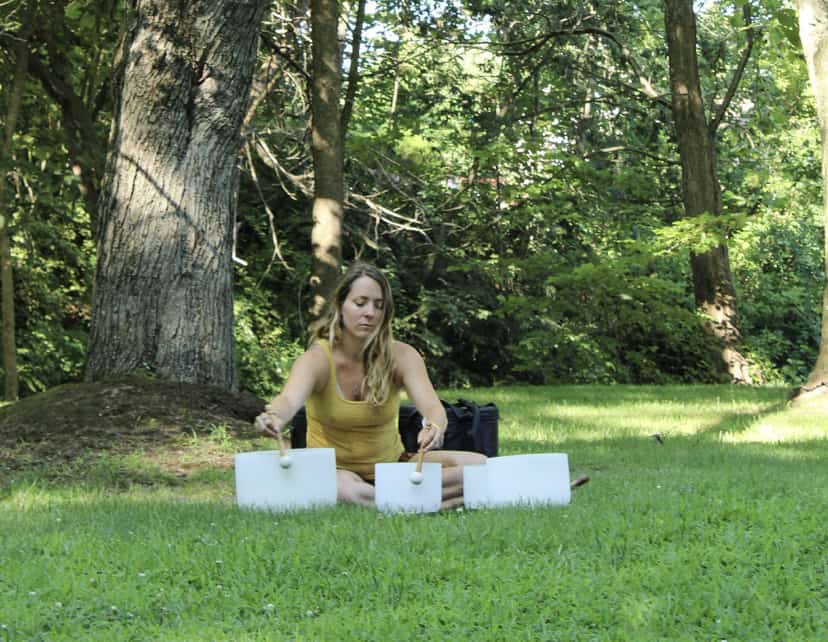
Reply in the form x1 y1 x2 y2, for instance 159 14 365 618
340 275 386 341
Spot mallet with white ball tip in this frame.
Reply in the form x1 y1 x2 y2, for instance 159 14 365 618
410 446 426 485
277 431 292 469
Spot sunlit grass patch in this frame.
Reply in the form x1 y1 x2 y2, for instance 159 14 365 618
463 385 791 451
718 399 828 444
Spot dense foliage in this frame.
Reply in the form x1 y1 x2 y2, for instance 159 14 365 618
0 0 823 397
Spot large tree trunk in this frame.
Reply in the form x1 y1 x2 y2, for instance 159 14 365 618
308 0 345 320
0 2 34 401
796 0 828 401
85 0 267 390
663 0 752 383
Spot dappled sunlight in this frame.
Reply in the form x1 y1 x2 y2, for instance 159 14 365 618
620 593 660 633
2 482 234 513
722 441 828 462
487 386 827 463
718 410 828 445
3 485 110 511
443 385 790 448
504 399 778 442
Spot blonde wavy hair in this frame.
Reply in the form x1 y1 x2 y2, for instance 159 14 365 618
309 262 396 406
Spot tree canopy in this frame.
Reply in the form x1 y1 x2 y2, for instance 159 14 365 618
0 0 824 397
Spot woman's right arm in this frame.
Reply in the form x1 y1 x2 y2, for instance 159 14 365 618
254 344 328 439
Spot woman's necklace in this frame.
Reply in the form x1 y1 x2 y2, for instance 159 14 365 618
336 350 365 400
350 378 365 400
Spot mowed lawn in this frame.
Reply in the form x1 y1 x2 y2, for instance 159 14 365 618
1 385 826 641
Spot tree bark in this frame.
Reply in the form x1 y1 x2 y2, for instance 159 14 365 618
308 0 345 320
85 0 267 390
796 0 828 401
0 2 34 401
663 0 752 383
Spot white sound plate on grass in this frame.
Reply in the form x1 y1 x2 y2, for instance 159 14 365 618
374 462 442 514
463 454 571 508
235 448 337 511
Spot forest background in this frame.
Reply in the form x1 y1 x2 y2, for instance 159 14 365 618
0 0 824 401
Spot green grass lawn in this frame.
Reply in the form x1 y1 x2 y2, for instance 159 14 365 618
2 385 826 641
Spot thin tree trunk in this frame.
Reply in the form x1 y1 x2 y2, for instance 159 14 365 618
17 0 106 229
308 0 344 319
340 0 367 136
0 2 34 401
796 0 828 401
663 0 752 383
85 0 267 390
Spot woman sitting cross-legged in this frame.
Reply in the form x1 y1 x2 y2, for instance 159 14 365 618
254 261 486 509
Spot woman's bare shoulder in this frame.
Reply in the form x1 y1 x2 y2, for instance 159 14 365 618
393 340 425 375
393 340 420 360
293 343 329 382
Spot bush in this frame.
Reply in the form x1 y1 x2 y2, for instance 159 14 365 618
732 212 823 384
500 257 723 384
234 275 304 398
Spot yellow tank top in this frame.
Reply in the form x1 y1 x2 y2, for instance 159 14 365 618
305 339 402 481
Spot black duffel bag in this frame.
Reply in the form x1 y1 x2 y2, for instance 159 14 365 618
289 399 498 457
398 399 498 457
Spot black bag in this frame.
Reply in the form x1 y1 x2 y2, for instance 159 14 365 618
289 399 498 457
398 399 499 457
289 408 309 448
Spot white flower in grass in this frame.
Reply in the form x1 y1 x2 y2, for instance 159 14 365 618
28 591 37 597
138 572 146 578
305 609 318 618
54 602 63 608
264 603 275 612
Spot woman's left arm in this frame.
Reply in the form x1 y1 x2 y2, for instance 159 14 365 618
396 342 447 451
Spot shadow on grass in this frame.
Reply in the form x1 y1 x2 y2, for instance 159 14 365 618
497 388 791 445
447 383 792 407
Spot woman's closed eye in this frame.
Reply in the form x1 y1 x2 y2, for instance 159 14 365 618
355 298 383 309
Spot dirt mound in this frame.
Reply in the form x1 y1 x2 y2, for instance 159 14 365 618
0 376 266 480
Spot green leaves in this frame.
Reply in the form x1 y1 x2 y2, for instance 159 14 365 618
653 212 749 256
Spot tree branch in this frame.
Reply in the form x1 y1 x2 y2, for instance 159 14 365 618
260 32 311 83
24 49 102 213
244 54 287 127
496 24 671 108
250 133 429 239
584 145 679 166
709 4 755 137
242 142 293 283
